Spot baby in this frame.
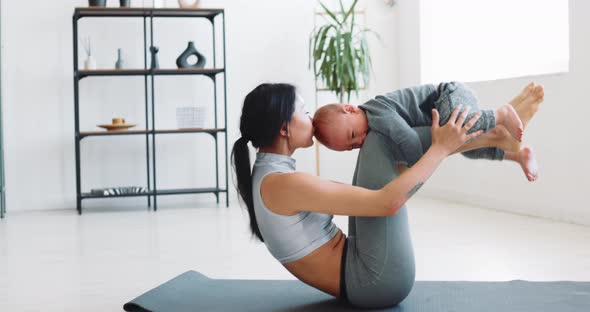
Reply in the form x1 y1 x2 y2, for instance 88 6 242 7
313 82 545 182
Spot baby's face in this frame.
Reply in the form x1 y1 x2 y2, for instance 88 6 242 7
323 110 369 151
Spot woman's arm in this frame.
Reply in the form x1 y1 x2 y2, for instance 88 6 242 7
262 107 482 217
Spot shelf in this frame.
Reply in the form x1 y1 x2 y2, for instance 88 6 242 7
77 68 225 79
155 128 225 135
79 128 225 139
157 188 227 196
73 6 230 212
75 7 224 19
81 190 152 199
81 187 227 199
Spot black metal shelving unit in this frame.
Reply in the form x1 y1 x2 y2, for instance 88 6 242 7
72 7 229 214
0 0 5 219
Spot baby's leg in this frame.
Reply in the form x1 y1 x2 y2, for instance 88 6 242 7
455 130 538 182
435 82 523 142
434 82 496 134
458 126 520 153
461 148 504 161
412 126 538 182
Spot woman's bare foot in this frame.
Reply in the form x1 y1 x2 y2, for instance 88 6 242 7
505 147 539 182
509 83 545 128
509 82 535 107
495 104 524 142
514 85 545 128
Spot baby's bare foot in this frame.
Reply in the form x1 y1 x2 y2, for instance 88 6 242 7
488 126 521 153
496 104 523 142
515 147 538 182
509 82 535 108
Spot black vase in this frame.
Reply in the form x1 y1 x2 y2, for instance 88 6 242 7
150 46 159 69
89 0 107 7
120 0 131 7
176 41 206 69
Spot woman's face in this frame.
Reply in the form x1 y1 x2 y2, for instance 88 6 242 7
287 95 314 149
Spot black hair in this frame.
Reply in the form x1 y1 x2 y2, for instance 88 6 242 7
231 83 297 242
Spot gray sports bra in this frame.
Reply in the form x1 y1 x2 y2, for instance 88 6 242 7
252 152 339 264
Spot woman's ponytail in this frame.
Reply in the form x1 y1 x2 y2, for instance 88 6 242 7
231 136 264 242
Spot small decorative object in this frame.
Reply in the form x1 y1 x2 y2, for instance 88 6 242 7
115 48 125 69
176 106 207 129
98 117 137 131
91 186 148 196
150 46 159 69
120 0 131 7
80 36 96 70
178 0 200 8
176 41 206 68
89 0 107 7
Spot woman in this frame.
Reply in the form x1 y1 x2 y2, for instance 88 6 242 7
231 83 483 308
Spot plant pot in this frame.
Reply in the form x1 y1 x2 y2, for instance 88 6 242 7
89 0 107 7
120 0 131 7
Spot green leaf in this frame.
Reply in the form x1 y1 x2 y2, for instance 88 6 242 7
339 0 346 19
319 1 341 26
315 25 333 59
342 0 358 25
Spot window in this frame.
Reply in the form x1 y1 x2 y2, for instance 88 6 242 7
418 0 569 83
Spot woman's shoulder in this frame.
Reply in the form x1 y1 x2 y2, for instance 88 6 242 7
259 171 316 215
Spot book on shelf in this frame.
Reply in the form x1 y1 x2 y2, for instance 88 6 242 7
90 186 148 196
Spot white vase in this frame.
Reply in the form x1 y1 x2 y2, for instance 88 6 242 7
84 56 97 70
178 0 200 8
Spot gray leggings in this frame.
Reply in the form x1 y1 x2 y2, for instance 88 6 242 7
436 82 504 161
342 128 434 309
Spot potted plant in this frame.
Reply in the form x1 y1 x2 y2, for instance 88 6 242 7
309 0 374 103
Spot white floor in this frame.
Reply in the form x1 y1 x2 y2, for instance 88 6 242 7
1 197 589 312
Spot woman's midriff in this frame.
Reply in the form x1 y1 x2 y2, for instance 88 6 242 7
283 230 346 297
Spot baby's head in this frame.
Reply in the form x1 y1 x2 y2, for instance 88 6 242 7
313 104 369 151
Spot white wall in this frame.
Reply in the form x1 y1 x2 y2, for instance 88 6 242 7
407 0 590 226
1 0 397 212
10 0 583 227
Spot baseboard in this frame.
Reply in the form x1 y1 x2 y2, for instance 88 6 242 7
418 188 590 227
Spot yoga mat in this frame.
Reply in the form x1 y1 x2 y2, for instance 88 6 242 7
124 271 590 312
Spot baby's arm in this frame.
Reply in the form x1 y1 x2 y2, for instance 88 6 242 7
371 112 426 167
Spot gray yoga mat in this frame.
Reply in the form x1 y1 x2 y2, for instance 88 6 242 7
124 271 590 312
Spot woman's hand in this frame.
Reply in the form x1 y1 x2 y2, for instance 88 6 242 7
431 106 484 156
